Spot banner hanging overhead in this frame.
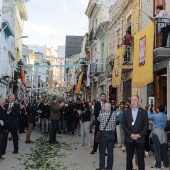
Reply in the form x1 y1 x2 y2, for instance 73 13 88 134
76 72 84 94
132 22 154 87
112 45 125 88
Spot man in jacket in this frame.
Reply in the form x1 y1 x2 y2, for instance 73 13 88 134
0 97 7 160
91 93 106 154
122 95 149 170
4 94 20 154
36 98 44 129
49 95 65 144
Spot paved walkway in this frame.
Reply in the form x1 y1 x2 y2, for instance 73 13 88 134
0 127 156 170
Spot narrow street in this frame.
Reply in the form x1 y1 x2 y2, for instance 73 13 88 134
0 127 155 170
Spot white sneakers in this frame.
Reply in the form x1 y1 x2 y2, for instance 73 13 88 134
117 144 121 147
122 146 126 152
145 151 148 156
87 144 92 147
79 144 92 147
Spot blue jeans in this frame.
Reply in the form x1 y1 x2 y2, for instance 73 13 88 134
152 133 169 168
58 120 66 132
99 131 115 169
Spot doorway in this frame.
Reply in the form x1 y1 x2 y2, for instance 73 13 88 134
155 68 167 107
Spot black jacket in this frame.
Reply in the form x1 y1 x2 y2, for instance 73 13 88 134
5 103 20 129
81 109 91 122
122 107 149 143
26 103 37 123
94 101 102 119
41 104 50 119
0 106 7 134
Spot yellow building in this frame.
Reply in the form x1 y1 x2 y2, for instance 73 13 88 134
109 0 170 113
109 0 140 104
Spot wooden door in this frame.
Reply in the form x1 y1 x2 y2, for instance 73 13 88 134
155 75 167 107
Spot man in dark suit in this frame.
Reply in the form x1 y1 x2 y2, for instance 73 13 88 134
90 93 106 154
4 94 20 154
36 98 44 129
122 95 149 170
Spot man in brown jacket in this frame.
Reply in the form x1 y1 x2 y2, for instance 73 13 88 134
49 95 65 144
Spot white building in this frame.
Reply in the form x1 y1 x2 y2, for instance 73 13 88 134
56 46 65 86
85 0 116 101
0 0 28 98
0 1 15 97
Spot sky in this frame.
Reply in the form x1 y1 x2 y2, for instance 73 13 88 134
23 0 89 49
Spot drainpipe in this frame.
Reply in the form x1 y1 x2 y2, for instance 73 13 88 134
167 61 170 119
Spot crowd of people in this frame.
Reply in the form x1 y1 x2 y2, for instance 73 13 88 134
0 93 170 170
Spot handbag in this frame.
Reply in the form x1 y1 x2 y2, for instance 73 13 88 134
95 112 112 144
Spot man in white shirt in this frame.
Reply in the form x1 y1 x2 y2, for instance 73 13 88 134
150 4 170 47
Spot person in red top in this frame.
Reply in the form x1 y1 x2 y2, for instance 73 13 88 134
123 30 134 46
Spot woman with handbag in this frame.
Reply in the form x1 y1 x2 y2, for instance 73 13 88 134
78 102 92 147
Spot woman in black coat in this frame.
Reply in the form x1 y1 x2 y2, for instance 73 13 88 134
78 102 92 147
19 101 27 133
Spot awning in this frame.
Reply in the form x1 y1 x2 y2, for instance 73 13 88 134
2 22 15 37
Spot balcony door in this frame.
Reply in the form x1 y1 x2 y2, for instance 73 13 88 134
123 79 132 102
155 74 167 107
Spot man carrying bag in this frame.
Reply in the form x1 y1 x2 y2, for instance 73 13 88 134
96 103 116 170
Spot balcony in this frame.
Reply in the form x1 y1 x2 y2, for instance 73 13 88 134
122 46 133 71
4 63 12 78
106 56 114 78
90 59 106 76
153 18 170 64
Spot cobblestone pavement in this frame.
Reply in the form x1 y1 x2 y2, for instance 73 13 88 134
0 127 156 170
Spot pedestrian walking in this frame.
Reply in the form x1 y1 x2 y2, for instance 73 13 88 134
41 99 50 134
91 93 106 154
78 102 92 147
25 100 37 143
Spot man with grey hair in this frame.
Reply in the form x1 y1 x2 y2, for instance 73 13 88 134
0 97 7 160
49 95 65 144
3 94 20 154
96 102 116 170
122 95 148 170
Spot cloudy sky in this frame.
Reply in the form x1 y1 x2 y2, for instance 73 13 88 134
23 0 89 49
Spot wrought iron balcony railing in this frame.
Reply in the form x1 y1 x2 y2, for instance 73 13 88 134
123 46 133 65
154 18 170 48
